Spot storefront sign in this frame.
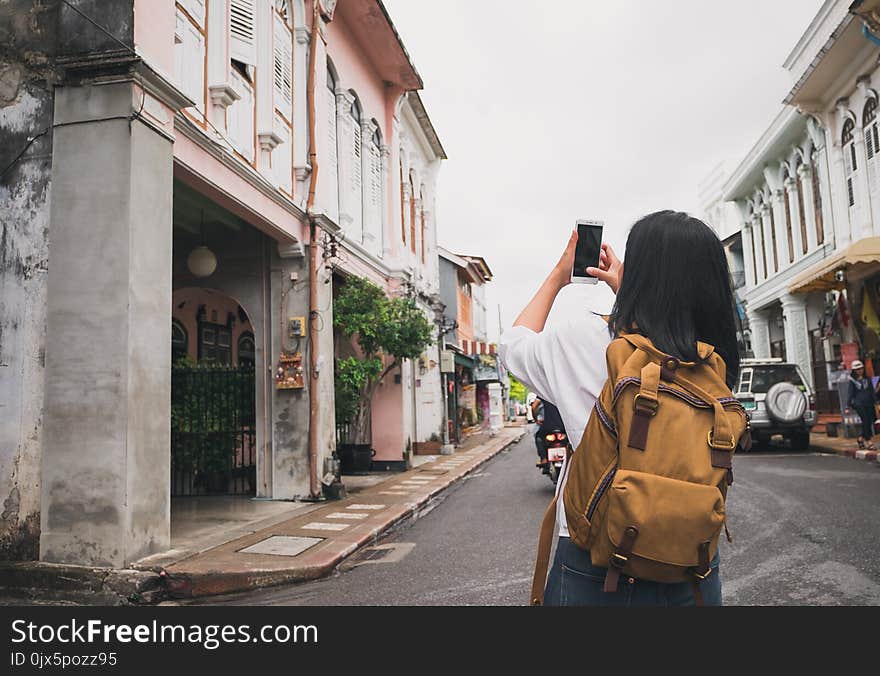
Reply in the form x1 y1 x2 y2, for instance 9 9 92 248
474 353 500 382
440 350 455 373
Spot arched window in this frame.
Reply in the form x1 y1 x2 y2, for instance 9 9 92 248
325 64 339 222
756 199 768 280
811 152 825 245
172 319 188 362
864 97 878 194
238 332 255 368
349 95 363 240
782 167 794 263
794 160 808 254
843 117 858 209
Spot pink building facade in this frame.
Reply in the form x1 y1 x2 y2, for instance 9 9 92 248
1 0 445 567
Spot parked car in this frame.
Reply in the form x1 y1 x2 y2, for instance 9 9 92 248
734 358 816 450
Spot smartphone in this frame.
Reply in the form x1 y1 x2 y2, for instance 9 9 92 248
571 220 604 284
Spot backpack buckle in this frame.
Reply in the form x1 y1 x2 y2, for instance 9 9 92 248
633 394 659 416
707 430 736 450
691 568 713 581
609 552 628 569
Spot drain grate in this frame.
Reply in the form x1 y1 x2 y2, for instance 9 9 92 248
343 542 416 569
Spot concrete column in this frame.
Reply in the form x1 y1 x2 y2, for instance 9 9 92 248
798 162 819 253
747 307 772 359
742 224 757 290
772 189 793 269
40 80 174 567
781 293 813 388
782 180 802 263
829 140 852 248
756 208 770 280
269 242 334 498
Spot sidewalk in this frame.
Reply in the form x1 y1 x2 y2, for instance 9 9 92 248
148 426 525 600
809 430 880 465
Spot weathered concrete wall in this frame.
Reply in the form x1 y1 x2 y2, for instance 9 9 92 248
0 0 60 560
269 245 335 499
40 78 173 567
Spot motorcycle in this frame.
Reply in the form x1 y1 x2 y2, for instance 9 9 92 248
538 429 568 485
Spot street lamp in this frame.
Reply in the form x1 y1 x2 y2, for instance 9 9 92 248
432 304 458 454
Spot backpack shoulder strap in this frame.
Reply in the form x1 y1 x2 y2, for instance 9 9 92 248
530 492 558 606
628 361 661 451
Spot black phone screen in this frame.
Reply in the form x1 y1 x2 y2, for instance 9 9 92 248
573 223 603 278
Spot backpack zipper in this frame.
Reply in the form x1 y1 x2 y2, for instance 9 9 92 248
586 464 618 521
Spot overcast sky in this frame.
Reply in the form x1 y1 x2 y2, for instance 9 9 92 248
383 0 824 340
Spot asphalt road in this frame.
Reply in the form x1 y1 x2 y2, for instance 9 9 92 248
197 433 880 606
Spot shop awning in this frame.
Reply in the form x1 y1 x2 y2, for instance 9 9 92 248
454 352 476 368
788 237 880 294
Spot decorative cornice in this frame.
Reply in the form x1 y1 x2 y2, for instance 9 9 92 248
294 27 311 45
258 130 284 151
294 164 312 182
209 83 240 109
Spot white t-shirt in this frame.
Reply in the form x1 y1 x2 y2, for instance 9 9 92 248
499 314 612 537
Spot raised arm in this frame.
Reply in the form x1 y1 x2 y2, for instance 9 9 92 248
513 231 622 332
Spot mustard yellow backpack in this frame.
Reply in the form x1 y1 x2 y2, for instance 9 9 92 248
531 332 751 605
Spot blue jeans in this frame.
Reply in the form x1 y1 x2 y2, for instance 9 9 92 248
543 536 722 606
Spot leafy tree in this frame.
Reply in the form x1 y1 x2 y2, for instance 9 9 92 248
334 276 434 444
508 373 528 403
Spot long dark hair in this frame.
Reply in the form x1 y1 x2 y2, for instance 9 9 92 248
608 210 740 390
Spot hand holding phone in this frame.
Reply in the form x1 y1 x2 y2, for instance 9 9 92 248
571 220 604 284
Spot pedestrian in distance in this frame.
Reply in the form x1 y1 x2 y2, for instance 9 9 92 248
500 210 746 607
846 360 877 451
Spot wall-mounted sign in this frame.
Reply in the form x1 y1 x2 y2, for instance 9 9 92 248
440 350 455 373
474 353 500 382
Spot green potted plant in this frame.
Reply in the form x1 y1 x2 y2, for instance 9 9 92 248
333 276 434 473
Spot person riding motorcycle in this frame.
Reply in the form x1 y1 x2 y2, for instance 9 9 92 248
532 397 567 468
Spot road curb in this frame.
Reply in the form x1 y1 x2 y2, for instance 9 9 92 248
163 429 527 600
810 440 880 464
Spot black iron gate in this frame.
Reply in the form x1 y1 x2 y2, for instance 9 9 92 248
171 364 256 496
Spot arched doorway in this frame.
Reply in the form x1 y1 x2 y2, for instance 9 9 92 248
170 288 257 496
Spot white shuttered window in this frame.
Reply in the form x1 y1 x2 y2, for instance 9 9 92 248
325 69 339 222
174 8 205 113
273 13 292 120
843 119 858 209
367 130 383 255
865 98 879 195
349 99 363 239
230 0 256 66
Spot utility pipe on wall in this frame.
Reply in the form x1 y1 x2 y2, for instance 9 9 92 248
305 0 324 499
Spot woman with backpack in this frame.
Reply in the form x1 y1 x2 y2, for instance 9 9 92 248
847 360 877 451
500 210 744 607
